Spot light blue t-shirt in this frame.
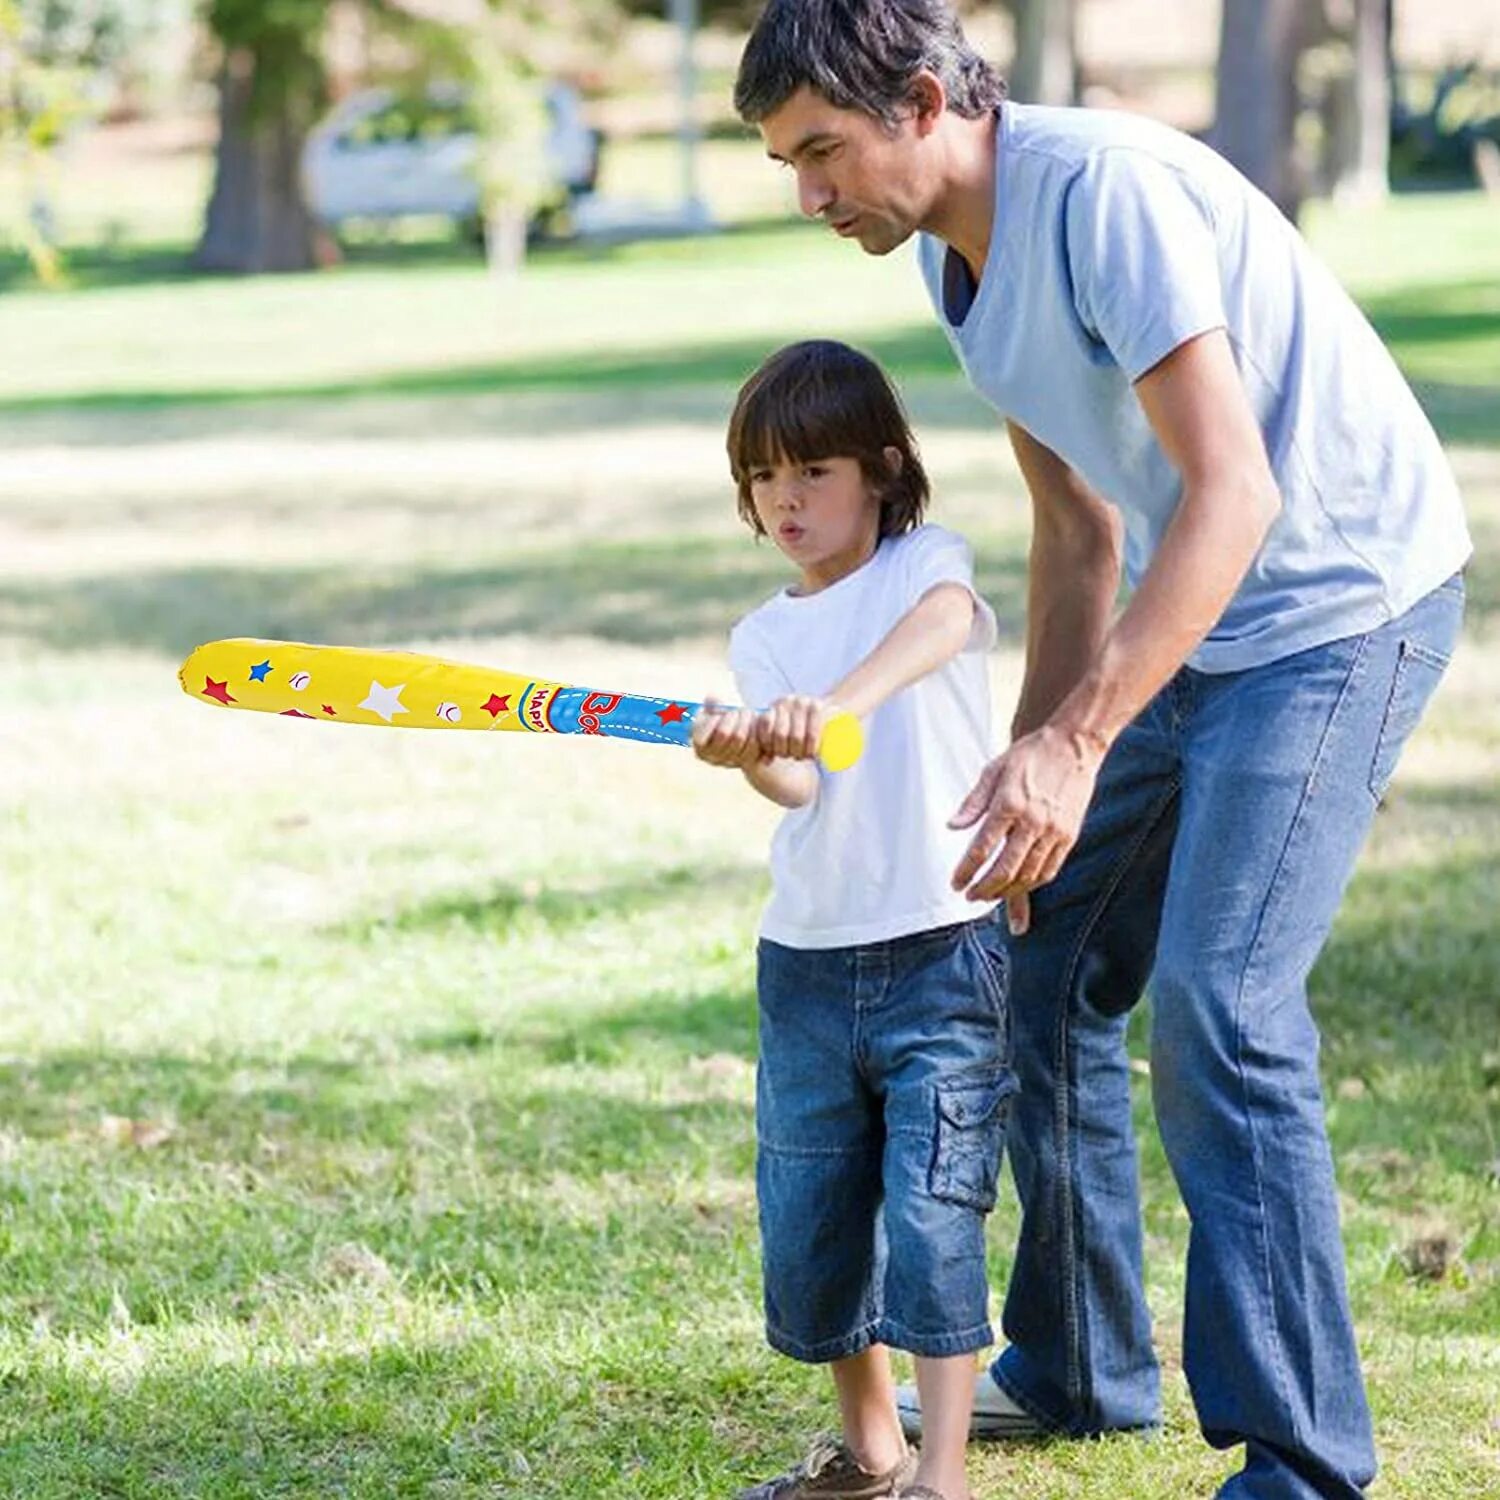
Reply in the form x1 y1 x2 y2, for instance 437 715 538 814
917 102 1472 672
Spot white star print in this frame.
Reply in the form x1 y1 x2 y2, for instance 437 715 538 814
358 680 409 722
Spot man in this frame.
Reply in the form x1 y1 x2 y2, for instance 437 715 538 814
731 3 1471 1497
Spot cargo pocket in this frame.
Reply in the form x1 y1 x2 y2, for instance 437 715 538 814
929 1068 1016 1213
1368 640 1450 802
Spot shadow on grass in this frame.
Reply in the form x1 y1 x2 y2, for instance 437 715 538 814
1314 834 1500 1032
0 1319 804 1499
0 976 758 1163
1408 381 1500 450
1363 277 1500 349
0 990 759 1341
0 324 961 417
0 542 1033 655
0 213 811 297
1313 823 1498 1105
335 861 764 945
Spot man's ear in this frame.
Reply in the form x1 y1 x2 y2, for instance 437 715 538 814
909 70 946 133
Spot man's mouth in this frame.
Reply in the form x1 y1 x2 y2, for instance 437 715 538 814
829 213 860 236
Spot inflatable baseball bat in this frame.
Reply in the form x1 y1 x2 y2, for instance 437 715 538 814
178 638 865 772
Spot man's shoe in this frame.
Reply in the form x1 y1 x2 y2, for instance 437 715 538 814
894 1372 1045 1442
735 1435 917 1499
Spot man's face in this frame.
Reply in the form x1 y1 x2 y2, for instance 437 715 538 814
759 86 932 256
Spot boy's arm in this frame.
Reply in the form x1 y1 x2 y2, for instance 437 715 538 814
757 581 979 761
743 755 819 810
692 701 818 809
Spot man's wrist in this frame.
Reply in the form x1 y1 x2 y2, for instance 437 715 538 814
1048 665 1128 760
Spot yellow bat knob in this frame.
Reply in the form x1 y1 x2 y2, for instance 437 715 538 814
818 711 864 773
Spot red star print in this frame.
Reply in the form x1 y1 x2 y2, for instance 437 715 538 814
203 677 236 705
483 694 511 718
280 709 314 719
656 702 688 725
322 705 337 716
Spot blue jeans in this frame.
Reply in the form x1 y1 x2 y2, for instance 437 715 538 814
756 915 1012 1362
990 575 1465 1498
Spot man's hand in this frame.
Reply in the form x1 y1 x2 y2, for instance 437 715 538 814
691 699 765 770
756 694 837 762
949 723 1108 927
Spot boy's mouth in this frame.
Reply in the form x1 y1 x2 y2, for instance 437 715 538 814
777 522 805 544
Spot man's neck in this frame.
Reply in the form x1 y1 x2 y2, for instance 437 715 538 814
923 108 1000 285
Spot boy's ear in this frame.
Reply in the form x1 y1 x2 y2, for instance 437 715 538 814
883 444 905 474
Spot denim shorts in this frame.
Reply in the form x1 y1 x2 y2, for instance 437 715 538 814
755 913 1013 1363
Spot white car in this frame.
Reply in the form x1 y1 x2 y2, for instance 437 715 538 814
302 82 601 230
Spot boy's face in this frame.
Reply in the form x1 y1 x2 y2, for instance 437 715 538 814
759 87 935 256
749 452 894 591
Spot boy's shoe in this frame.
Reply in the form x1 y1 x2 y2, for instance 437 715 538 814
734 1435 917 1498
894 1372 1044 1442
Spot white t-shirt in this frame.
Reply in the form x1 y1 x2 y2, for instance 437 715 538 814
729 523 998 950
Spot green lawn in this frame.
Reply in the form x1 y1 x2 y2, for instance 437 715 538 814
0 186 1496 1498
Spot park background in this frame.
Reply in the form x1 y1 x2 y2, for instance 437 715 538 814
1 1 1497 1494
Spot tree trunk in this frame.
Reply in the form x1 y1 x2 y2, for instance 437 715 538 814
1212 0 1309 221
1009 0 1077 107
483 203 528 279
1346 0 1391 200
194 47 321 274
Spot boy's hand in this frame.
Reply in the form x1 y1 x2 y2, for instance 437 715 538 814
691 698 764 769
757 695 838 762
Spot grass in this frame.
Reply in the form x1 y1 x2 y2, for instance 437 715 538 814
0 170 1497 1496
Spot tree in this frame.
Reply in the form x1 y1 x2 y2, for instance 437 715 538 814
1212 0 1313 221
1321 0 1390 202
192 0 618 276
1007 0 1076 108
193 0 329 273
2 0 157 283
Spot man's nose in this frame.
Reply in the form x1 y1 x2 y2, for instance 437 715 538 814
797 170 835 220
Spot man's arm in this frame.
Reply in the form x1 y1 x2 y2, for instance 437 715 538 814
1007 421 1123 739
952 328 1281 906
1049 330 1281 749
756 582 979 760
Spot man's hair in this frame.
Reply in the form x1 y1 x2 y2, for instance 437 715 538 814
734 0 1006 127
726 340 930 540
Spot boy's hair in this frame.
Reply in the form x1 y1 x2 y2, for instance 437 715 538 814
734 0 1006 128
727 340 930 539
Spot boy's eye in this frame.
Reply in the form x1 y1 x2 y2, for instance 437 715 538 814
803 464 827 478
749 469 773 484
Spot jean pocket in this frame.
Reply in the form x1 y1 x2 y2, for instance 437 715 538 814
1368 640 1450 802
929 1067 1016 1212
964 919 1009 1007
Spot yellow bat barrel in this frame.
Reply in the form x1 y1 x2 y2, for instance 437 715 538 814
180 638 864 771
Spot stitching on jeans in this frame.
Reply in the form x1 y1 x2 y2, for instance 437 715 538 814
1052 777 1181 1418
1404 639 1450 671
1231 630 1371 1454
757 1142 880 1160
768 1317 885 1364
